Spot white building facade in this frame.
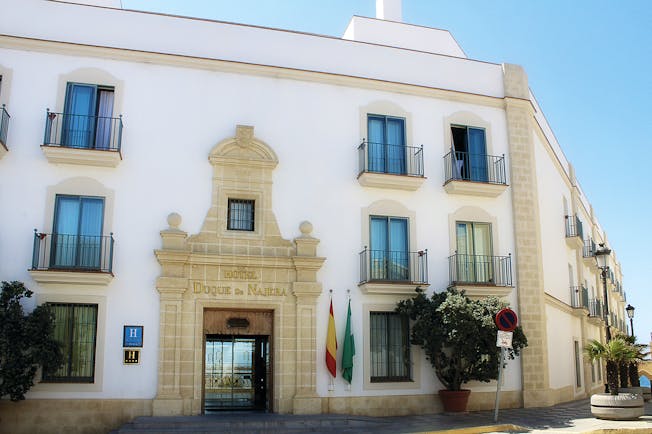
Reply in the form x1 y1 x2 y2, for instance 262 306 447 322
0 0 629 432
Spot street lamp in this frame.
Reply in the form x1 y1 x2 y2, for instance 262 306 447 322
626 304 635 337
595 243 612 342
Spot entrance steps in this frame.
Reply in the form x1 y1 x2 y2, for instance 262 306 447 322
114 413 389 433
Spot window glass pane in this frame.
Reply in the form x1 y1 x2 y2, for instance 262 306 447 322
63 83 97 149
95 89 114 149
367 116 385 172
468 127 487 181
370 312 410 382
45 303 98 383
228 199 254 231
386 118 405 174
53 196 104 269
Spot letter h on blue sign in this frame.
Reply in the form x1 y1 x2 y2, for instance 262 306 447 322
123 325 144 348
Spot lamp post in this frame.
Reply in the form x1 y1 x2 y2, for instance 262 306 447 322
626 304 635 337
595 243 612 342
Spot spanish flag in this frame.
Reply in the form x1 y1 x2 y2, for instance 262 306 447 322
326 299 337 378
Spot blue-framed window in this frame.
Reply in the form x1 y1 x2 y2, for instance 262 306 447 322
44 303 98 383
52 195 105 270
367 115 406 174
369 216 408 281
451 125 488 182
62 83 114 149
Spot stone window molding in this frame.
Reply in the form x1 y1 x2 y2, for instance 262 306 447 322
447 205 513 298
31 293 106 393
359 100 413 145
41 67 125 167
29 177 115 285
443 110 494 155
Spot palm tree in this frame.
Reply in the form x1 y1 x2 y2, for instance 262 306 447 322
584 337 638 395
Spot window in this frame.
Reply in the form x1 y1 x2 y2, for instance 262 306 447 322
52 195 105 270
369 216 408 281
367 115 406 174
227 199 255 231
44 303 98 383
574 340 582 388
451 125 487 181
370 312 410 382
455 222 493 282
62 82 114 149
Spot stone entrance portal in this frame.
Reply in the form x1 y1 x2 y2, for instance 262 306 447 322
153 125 325 416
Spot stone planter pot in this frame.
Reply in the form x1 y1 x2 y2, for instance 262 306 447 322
642 386 651 402
439 389 471 412
590 393 644 420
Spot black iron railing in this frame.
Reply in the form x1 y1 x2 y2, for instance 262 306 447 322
44 110 122 151
565 215 583 239
570 285 589 309
31 230 114 273
358 141 424 177
359 248 428 284
448 253 512 286
0 104 9 148
583 238 595 258
589 298 603 318
443 150 506 185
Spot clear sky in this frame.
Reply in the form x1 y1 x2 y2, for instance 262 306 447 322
122 0 652 346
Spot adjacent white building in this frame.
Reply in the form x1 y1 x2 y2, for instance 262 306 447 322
0 0 629 432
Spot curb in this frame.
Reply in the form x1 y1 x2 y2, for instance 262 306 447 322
423 424 526 434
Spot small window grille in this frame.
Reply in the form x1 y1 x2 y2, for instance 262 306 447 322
227 199 255 231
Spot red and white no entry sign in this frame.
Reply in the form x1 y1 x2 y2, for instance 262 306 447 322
495 308 518 332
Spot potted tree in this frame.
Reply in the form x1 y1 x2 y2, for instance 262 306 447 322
584 337 645 420
396 287 527 412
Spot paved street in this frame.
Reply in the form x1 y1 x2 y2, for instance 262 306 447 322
115 398 652 433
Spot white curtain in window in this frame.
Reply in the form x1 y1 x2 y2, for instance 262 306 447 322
95 90 114 149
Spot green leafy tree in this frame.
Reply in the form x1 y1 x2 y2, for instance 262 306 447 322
396 287 527 391
0 281 63 401
584 337 638 395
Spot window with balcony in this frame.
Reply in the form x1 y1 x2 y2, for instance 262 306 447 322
31 194 114 284
42 82 123 167
370 311 411 382
449 221 512 296
43 303 98 383
564 215 584 249
443 125 507 197
227 199 255 231
357 114 424 190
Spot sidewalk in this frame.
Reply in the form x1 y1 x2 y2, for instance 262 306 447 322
116 398 652 434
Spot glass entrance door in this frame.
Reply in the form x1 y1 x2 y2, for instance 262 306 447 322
204 336 269 412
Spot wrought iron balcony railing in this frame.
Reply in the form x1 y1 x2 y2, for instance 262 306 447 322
583 238 596 258
588 298 603 318
0 104 9 148
358 141 424 177
565 215 583 239
31 230 114 274
359 248 428 284
44 110 123 152
448 253 512 287
443 150 507 185
570 285 589 309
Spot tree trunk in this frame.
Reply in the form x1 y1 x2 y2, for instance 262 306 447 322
606 360 619 395
619 361 629 388
628 362 640 387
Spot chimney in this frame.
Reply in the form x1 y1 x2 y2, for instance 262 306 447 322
376 0 402 22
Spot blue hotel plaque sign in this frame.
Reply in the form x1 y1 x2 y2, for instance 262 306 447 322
123 325 144 348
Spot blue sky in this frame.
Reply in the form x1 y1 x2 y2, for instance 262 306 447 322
122 0 652 346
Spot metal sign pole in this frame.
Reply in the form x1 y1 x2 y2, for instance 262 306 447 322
493 346 505 423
